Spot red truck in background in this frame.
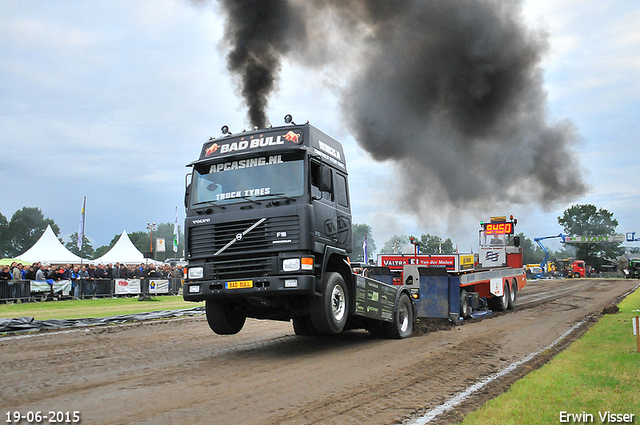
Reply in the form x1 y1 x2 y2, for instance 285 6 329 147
556 259 589 278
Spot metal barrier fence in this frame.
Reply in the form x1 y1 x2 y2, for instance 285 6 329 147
0 281 31 302
0 278 183 302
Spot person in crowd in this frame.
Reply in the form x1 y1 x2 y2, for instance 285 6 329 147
78 265 89 299
87 264 98 280
43 264 55 280
95 264 106 279
130 264 140 278
79 265 89 279
35 265 46 281
0 266 11 281
61 264 71 280
70 266 81 299
161 264 172 278
119 263 131 278
24 264 36 280
11 263 22 281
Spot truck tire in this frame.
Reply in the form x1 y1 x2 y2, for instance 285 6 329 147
384 293 413 339
460 289 471 319
490 281 509 312
292 316 320 336
310 272 348 334
573 272 581 278
205 299 246 335
507 279 517 310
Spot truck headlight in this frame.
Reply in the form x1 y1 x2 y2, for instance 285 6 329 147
188 267 203 279
282 258 300 272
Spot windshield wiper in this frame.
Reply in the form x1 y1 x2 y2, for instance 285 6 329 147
191 201 226 213
237 195 262 205
256 192 297 204
192 200 225 208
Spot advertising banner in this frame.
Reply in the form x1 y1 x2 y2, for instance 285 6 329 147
149 279 169 294
114 279 141 295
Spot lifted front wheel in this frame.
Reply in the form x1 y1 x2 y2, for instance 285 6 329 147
205 299 246 335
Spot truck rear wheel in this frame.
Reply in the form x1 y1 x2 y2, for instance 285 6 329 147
507 280 517 309
490 281 509 312
384 293 413 339
310 272 348 334
205 299 246 335
460 289 471 319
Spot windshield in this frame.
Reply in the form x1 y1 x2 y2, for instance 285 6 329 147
191 153 304 206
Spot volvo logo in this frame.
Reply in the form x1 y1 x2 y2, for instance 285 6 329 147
214 217 267 256
192 218 211 224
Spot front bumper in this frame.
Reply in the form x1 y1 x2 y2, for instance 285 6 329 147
183 274 316 301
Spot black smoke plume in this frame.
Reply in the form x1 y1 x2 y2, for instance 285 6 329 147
215 0 587 215
217 0 305 128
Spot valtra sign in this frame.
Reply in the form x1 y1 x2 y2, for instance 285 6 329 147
377 254 474 273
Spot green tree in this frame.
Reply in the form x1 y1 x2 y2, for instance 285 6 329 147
417 234 455 254
93 234 120 259
380 235 410 254
519 233 546 265
557 204 625 270
152 222 185 260
129 231 152 255
65 232 95 259
350 223 376 263
0 212 9 257
5 207 59 257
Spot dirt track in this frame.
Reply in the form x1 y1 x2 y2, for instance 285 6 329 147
1 279 637 425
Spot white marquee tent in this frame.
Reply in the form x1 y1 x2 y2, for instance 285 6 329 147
17 225 87 264
91 230 154 265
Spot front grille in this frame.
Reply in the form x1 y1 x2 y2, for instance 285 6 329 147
206 255 274 280
188 215 300 259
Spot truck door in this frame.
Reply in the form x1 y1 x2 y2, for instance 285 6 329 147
311 161 341 249
334 171 351 250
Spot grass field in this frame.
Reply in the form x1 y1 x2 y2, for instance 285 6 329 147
0 296 203 321
460 287 640 425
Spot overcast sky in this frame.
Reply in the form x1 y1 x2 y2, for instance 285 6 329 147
1 0 639 254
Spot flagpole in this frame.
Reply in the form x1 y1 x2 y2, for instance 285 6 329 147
78 196 86 265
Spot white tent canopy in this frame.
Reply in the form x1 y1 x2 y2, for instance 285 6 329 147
17 225 87 264
91 230 152 265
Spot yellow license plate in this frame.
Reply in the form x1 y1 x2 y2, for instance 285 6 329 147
226 280 253 289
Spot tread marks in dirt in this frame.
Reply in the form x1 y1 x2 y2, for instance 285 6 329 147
266 339 504 425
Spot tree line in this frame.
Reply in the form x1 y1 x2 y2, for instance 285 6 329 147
0 207 184 260
350 204 636 270
2 204 636 268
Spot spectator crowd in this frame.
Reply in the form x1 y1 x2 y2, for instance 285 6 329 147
0 261 183 283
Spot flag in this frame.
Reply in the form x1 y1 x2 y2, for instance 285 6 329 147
173 206 179 253
362 235 368 264
77 197 86 251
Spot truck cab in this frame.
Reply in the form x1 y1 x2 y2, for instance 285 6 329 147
182 120 353 334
